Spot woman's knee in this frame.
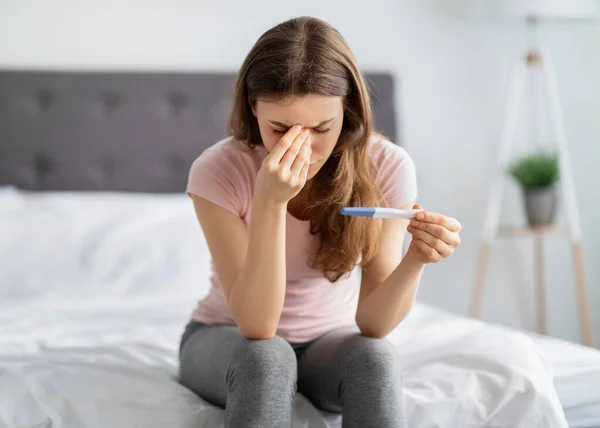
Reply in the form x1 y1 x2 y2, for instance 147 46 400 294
341 335 400 377
227 335 297 388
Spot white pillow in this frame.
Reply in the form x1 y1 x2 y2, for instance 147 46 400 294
0 189 212 301
0 186 26 212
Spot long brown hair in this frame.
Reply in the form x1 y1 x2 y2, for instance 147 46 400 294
228 16 385 282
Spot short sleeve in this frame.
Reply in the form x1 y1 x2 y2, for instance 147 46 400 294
186 147 249 217
374 140 418 208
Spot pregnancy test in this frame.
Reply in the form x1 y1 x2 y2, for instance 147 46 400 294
340 207 423 219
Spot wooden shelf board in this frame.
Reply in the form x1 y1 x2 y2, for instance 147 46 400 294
496 225 567 237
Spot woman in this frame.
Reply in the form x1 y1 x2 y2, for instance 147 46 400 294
179 16 461 428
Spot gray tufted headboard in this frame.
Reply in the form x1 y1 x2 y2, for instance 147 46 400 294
0 70 398 193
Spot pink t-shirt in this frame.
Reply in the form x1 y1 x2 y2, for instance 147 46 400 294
186 135 417 343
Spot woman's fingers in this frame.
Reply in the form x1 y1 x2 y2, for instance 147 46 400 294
409 220 460 247
290 139 311 177
280 129 310 170
409 204 461 263
300 157 310 182
410 237 443 262
407 225 454 257
415 210 462 232
267 125 303 164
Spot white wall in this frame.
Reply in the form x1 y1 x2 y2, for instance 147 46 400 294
1 0 598 345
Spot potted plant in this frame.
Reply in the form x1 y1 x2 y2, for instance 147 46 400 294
507 151 560 227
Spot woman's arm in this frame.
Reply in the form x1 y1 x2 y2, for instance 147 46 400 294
355 203 422 338
192 195 287 340
355 204 461 338
191 125 311 340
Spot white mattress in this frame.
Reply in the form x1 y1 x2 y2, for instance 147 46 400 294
1 187 598 428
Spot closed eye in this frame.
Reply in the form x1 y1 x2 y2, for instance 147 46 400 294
272 128 331 135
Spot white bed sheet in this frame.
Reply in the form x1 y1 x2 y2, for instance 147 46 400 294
528 334 600 427
0 188 596 427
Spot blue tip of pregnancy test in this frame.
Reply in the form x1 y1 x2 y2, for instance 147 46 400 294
340 207 376 217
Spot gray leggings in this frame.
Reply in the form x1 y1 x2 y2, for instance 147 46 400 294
178 321 406 428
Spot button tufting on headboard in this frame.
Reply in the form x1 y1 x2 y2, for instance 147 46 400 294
167 92 189 115
0 71 397 192
34 89 55 113
32 153 54 183
99 92 121 113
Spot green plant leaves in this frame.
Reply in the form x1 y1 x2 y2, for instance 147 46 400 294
507 151 559 189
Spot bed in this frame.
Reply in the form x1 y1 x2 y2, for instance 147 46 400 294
1 70 599 428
